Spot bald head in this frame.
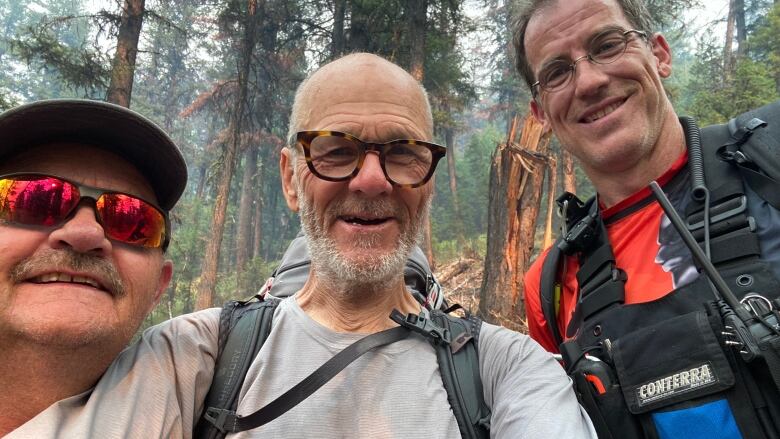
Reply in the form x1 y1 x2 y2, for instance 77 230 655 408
287 53 434 145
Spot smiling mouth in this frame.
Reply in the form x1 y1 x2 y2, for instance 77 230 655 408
582 98 627 123
29 272 104 290
341 216 392 226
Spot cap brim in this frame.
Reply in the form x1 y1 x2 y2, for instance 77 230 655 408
0 99 187 211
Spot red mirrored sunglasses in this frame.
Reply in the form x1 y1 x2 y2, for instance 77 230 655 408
0 173 170 250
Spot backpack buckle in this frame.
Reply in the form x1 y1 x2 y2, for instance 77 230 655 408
203 407 238 433
390 309 451 344
558 211 599 255
686 195 749 231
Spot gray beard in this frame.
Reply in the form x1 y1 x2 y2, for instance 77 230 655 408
296 183 428 296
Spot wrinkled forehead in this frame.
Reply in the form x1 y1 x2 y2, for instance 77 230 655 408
0 142 158 203
525 0 632 69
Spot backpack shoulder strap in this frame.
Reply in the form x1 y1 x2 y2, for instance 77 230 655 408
429 311 491 439
539 241 565 347
719 99 780 210
538 193 603 349
195 297 281 439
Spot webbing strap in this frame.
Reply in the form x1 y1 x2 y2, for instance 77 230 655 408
735 165 780 211
203 325 411 433
574 208 626 322
688 120 763 268
540 244 565 346
709 229 762 265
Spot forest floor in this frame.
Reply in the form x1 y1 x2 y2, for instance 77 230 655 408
435 258 529 334
437 257 483 312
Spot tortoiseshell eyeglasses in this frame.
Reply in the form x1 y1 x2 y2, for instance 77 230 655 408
294 131 447 188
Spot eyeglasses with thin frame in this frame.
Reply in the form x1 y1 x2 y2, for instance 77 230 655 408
531 29 649 97
0 173 170 249
294 131 447 188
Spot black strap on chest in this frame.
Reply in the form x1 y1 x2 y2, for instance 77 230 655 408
683 116 761 268
539 105 778 348
195 297 489 439
204 324 412 434
541 193 626 345
195 298 279 439
391 308 491 439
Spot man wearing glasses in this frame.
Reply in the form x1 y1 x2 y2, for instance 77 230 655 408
0 99 185 436
518 0 780 438
239 54 593 437
6 54 596 438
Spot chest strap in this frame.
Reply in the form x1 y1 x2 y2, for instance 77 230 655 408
556 194 626 335
204 325 412 433
687 121 762 267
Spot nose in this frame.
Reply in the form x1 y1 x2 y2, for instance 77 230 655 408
348 152 393 197
572 56 610 98
47 204 112 256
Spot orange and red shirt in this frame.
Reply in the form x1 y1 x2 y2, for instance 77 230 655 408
525 153 696 353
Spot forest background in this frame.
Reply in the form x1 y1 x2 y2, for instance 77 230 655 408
1 0 778 331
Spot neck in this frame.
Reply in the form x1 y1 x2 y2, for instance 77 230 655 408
0 339 112 435
296 271 420 333
588 113 686 209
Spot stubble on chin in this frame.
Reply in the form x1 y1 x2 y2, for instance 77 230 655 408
297 187 429 296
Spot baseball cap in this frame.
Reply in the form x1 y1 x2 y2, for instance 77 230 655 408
0 99 187 211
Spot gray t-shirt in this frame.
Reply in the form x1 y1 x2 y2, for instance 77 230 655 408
9 297 596 438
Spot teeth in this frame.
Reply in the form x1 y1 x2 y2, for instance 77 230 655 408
40 273 60 283
586 101 622 123
344 216 386 225
73 275 99 288
32 273 100 288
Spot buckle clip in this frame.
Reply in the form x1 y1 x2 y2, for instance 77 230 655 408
390 310 450 344
203 407 238 433
686 195 748 231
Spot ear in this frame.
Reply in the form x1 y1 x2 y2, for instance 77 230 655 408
280 147 299 212
148 260 173 313
650 33 673 78
530 99 549 128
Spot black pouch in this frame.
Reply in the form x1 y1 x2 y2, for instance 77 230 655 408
613 310 735 414
610 310 750 439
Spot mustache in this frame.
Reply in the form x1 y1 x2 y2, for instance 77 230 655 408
10 249 125 297
327 196 407 220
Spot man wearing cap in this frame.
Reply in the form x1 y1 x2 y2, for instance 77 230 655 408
0 99 188 436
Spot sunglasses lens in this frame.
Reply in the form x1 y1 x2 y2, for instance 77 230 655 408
0 176 78 226
97 194 166 248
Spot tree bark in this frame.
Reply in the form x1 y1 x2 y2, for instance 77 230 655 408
235 144 258 293
331 0 346 58
543 157 558 250
724 0 736 76
478 114 552 329
252 150 265 260
406 0 427 81
196 0 263 310
347 1 370 52
561 148 576 194
106 0 146 107
734 0 746 57
445 126 467 251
